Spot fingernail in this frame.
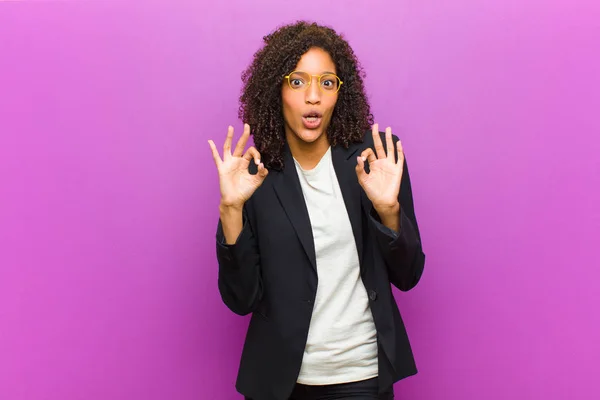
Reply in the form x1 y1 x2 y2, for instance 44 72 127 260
362 156 366 162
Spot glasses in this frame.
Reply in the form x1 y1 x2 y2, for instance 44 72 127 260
284 71 343 94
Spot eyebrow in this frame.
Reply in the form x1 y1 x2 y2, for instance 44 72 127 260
296 70 337 75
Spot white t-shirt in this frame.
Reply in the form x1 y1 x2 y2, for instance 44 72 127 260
293 146 378 385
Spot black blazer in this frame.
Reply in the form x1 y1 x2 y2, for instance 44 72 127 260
215 131 425 400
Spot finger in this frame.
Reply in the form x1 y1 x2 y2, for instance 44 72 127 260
257 163 269 178
208 140 222 167
372 123 385 159
355 155 367 181
385 127 394 160
243 146 261 165
233 123 251 157
396 140 405 166
223 126 234 160
360 148 377 164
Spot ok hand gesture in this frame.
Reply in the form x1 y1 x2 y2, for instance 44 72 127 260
355 124 404 214
208 124 268 209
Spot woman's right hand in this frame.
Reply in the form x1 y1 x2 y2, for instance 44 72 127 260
208 124 269 210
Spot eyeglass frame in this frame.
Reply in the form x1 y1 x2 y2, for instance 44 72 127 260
283 71 344 94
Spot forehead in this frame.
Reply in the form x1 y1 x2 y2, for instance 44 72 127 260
294 47 336 74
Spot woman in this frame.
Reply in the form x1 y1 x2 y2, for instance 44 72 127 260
208 21 425 400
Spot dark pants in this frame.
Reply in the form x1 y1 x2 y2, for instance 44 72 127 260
244 377 394 400
290 377 394 400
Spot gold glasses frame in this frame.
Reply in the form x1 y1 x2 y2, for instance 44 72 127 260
284 71 343 94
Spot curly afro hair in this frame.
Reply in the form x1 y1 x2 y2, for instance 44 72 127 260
238 21 374 171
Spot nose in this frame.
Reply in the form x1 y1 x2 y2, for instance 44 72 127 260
305 78 321 105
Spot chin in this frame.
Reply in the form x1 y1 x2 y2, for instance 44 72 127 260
296 127 325 143
300 132 322 143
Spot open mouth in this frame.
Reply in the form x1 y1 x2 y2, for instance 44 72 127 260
302 111 323 129
303 112 322 121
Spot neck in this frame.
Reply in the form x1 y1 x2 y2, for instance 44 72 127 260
286 130 330 170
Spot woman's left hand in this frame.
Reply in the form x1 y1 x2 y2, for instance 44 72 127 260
355 124 404 216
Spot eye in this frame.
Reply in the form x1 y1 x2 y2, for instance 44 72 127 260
289 77 307 89
320 77 338 91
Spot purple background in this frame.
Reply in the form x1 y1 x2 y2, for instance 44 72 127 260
1 1 599 399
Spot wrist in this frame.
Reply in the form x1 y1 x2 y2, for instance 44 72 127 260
219 201 244 216
374 201 400 218
219 201 244 245
374 202 401 232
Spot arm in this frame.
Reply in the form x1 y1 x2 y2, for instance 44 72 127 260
369 152 425 292
216 202 263 316
208 124 268 316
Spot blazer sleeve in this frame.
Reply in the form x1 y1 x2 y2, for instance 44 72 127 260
215 203 263 316
367 137 426 292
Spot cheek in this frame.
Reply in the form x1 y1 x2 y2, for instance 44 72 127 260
282 96 302 119
325 98 339 116
282 103 295 124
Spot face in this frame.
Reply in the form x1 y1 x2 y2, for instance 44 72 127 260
281 47 340 149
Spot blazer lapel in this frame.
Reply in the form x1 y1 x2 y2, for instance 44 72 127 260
272 142 365 273
272 148 317 272
332 143 364 265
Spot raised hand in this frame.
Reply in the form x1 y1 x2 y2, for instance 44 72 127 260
208 124 268 209
355 123 404 214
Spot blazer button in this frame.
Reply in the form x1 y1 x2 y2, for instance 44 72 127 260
369 290 377 301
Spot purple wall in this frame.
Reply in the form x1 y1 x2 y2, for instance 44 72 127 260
1 1 599 399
